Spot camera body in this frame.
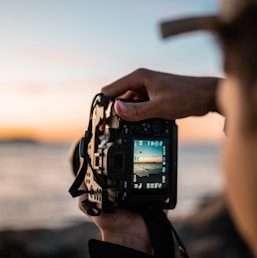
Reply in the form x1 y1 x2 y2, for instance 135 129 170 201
70 94 177 213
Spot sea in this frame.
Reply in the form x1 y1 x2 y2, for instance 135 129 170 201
0 141 224 230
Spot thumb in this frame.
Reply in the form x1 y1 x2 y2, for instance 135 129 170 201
114 100 149 122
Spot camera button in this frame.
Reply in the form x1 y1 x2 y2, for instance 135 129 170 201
152 121 162 133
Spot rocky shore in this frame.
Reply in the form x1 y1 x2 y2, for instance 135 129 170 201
0 194 254 258
0 222 100 258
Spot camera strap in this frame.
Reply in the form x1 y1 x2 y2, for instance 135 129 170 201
141 210 189 258
69 130 92 198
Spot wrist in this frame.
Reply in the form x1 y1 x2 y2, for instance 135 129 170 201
101 230 153 255
208 77 223 114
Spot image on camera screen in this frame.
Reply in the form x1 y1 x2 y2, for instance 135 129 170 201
132 139 168 191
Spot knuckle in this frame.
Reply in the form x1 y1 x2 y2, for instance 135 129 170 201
133 68 150 78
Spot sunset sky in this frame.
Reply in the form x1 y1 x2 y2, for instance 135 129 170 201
0 0 225 143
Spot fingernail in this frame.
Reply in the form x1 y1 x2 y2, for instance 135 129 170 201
116 101 128 114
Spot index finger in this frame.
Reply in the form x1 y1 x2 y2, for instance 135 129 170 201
101 68 151 98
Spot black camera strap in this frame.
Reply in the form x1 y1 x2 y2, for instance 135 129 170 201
69 130 91 197
141 210 189 258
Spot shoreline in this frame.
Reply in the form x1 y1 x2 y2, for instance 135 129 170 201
0 194 253 258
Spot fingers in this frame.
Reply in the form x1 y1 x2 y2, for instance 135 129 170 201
114 100 165 121
101 68 159 121
101 68 150 98
114 101 144 121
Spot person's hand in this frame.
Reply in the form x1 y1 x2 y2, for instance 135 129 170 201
101 68 220 121
78 183 152 255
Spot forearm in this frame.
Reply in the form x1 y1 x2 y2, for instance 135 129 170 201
205 77 222 114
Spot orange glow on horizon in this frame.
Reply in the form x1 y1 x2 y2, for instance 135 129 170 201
0 126 84 143
0 128 40 140
177 113 225 143
0 113 225 143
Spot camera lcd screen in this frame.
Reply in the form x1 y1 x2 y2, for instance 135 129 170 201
132 139 169 191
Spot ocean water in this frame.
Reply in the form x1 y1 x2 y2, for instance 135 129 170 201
0 141 223 230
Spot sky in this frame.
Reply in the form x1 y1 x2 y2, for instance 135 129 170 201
0 0 225 143
134 140 163 163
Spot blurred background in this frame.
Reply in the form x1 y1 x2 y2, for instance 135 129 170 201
0 0 225 230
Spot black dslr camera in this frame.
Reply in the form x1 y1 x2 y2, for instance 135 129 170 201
69 93 178 215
